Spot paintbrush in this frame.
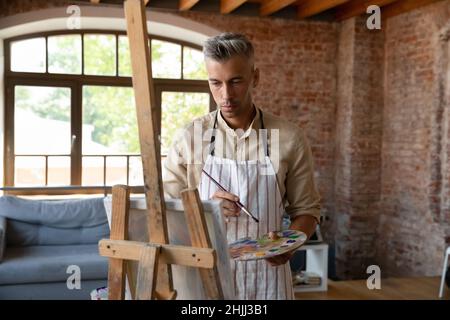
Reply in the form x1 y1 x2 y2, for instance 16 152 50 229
201 169 260 223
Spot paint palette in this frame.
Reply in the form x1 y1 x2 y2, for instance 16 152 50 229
228 230 307 261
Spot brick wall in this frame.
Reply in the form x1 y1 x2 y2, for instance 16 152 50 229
2 0 450 280
334 17 384 279
334 18 355 279
379 1 450 277
0 0 66 17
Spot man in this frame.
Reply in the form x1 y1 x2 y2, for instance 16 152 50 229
163 32 321 300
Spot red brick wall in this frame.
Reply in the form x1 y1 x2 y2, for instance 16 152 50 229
0 0 66 17
334 17 384 279
380 1 450 277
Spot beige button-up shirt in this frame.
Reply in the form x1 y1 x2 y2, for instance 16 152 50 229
162 107 321 223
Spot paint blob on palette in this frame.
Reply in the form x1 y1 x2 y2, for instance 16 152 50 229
228 230 307 261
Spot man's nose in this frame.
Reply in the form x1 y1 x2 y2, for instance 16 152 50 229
222 84 234 99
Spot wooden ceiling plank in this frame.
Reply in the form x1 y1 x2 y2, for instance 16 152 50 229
221 0 248 14
297 0 350 19
260 0 298 16
179 0 201 11
335 0 398 21
90 0 150 5
382 0 444 19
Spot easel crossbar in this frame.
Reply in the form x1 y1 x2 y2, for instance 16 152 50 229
99 239 216 268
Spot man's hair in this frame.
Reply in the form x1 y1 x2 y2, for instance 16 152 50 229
203 32 254 62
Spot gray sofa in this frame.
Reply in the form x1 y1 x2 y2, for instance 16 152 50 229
0 195 109 299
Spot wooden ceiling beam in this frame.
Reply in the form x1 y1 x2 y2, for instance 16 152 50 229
335 0 398 21
179 0 201 11
221 0 248 14
260 0 298 17
297 0 350 19
89 0 150 5
381 0 444 19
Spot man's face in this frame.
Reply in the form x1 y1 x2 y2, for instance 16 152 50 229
205 55 259 120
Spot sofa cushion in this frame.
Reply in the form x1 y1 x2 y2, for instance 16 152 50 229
0 217 5 261
0 196 108 228
0 279 108 300
6 219 109 246
0 244 108 285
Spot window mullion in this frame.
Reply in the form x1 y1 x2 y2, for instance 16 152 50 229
81 34 84 75
115 33 119 76
71 83 82 186
45 36 48 74
181 45 184 80
4 84 15 187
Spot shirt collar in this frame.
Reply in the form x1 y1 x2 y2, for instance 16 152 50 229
216 105 261 139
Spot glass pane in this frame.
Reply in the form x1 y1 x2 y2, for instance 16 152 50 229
48 156 70 186
118 36 132 77
82 86 139 155
11 38 46 72
161 92 210 154
15 156 45 186
129 156 144 186
15 86 71 155
82 157 104 186
84 34 116 76
106 156 127 185
48 35 82 74
152 39 181 79
183 47 207 80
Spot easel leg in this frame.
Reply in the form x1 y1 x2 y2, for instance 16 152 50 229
136 244 161 300
124 0 175 300
181 188 224 299
107 185 130 300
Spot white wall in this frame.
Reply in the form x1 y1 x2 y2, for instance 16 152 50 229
0 5 219 186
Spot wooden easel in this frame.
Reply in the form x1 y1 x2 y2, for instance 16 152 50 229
97 0 223 300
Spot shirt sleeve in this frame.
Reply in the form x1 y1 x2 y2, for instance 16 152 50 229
162 139 188 199
284 130 321 224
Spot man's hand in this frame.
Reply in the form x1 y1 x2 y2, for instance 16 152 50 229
211 190 241 220
265 215 318 267
266 251 295 266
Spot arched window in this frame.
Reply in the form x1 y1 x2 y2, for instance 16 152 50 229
4 30 213 194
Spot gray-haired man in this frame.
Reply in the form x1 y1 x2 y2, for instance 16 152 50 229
163 32 321 300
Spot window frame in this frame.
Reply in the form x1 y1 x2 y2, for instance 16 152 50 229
4 30 213 195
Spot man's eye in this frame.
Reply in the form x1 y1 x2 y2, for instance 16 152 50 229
210 82 220 86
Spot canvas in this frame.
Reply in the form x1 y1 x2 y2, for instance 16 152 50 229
103 197 235 300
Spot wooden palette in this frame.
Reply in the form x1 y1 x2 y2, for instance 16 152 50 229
229 230 307 261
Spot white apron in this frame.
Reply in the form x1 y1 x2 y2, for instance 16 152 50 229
198 110 294 300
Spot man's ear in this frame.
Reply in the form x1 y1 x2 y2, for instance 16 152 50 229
252 67 260 88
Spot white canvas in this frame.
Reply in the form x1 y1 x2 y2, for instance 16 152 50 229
103 196 235 300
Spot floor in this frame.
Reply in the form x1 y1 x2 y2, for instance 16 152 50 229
295 277 450 300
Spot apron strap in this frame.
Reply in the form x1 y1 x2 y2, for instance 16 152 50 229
209 111 219 156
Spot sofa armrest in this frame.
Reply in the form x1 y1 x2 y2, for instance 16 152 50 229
0 216 6 262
